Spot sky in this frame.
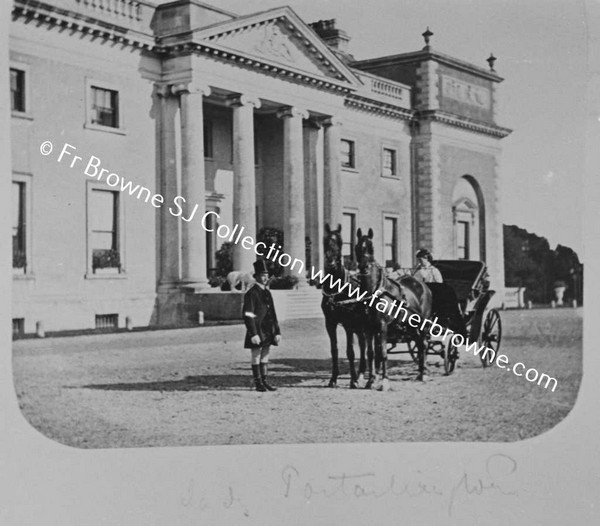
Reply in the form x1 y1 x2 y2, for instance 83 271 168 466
162 0 589 257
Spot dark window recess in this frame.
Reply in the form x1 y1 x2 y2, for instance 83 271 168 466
91 86 119 128
10 68 25 112
12 318 25 337
204 120 213 158
13 182 26 269
341 139 355 169
95 314 119 330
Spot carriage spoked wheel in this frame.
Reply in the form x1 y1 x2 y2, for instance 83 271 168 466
407 339 419 363
443 338 458 375
480 308 502 367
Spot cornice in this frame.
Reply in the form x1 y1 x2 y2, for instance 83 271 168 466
344 95 415 121
12 1 158 53
415 110 512 138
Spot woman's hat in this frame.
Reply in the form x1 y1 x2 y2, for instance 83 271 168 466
416 248 432 260
253 259 270 275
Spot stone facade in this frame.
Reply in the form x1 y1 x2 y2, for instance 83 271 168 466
6 0 511 333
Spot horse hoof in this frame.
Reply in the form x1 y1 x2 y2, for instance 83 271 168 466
350 381 358 389
328 380 338 388
416 374 424 382
364 379 374 390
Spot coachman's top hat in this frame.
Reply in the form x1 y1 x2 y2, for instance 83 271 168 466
253 259 270 275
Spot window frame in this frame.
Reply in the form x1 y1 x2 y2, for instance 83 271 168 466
340 138 357 170
457 219 470 260
10 62 32 120
381 146 398 178
382 214 399 268
85 181 127 279
12 173 34 278
84 78 126 135
341 210 357 267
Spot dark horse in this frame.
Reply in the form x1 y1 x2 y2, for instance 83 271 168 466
355 228 433 388
320 224 373 388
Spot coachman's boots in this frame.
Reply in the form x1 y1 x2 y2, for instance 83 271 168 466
251 364 267 392
260 363 277 391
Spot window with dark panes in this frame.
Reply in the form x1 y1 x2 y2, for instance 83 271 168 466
10 68 25 112
204 120 213 158
383 217 398 267
91 86 119 128
342 212 356 267
341 139 355 168
383 148 397 177
90 189 120 271
457 220 470 260
12 182 26 269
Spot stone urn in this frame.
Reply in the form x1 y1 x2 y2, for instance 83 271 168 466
554 282 567 306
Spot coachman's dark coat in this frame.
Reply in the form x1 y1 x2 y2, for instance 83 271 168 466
243 284 281 348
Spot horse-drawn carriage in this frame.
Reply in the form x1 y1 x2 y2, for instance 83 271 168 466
321 224 503 389
386 260 503 375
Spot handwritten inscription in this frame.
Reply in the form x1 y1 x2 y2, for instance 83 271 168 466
180 454 518 518
442 75 491 109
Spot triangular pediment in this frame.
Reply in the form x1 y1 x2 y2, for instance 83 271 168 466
194 7 360 88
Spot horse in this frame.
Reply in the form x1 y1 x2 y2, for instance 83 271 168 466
355 228 432 388
320 223 373 388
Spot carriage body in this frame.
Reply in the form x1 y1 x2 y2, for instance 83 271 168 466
386 260 502 372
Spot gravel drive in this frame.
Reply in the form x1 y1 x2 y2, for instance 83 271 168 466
12 308 582 448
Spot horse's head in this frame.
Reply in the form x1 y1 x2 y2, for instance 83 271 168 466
355 228 375 273
323 223 343 271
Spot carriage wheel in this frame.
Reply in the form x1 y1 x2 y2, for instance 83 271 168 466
480 309 502 367
407 339 419 363
443 339 458 375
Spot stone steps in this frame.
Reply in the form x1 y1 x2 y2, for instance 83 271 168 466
271 287 323 321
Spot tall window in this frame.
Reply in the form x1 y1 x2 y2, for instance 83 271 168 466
90 189 121 272
383 217 398 267
342 212 356 267
382 148 397 177
457 220 470 260
12 182 26 270
91 86 119 128
341 139 355 169
10 68 26 112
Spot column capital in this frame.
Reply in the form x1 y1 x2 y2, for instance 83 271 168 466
227 94 261 109
322 115 342 127
171 82 211 97
155 83 172 99
276 106 309 120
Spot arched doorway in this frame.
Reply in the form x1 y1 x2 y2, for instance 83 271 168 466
452 176 485 261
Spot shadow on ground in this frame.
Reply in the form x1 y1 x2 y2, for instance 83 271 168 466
76 357 433 392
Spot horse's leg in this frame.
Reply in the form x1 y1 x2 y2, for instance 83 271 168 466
325 317 339 387
356 329 367 387
344 325 358 389
370 319 384 390
364 323 376 389
377 324 390 392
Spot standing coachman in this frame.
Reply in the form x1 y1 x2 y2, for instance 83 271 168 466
243 259 282 392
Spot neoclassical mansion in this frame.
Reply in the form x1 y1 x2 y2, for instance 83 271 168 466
7 0 511 333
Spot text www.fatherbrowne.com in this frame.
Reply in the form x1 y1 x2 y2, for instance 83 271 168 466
41 141 558 392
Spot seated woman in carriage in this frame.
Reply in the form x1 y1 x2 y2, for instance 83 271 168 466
413 248 443 284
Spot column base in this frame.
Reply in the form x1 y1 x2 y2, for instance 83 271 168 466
179 279 211 293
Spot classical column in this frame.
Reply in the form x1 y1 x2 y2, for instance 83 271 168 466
172 82 211 290
228 94 260 273
156 83 180 288
303 120 323 272
323 117 342 229
277 106 309 279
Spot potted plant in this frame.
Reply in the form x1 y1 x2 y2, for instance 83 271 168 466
92 248 121 274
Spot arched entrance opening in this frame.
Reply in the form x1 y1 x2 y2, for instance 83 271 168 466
452 176 486 261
